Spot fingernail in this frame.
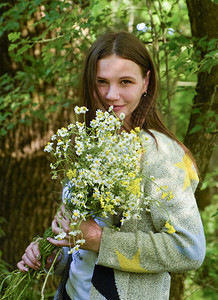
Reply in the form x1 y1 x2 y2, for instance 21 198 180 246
24 267 28 272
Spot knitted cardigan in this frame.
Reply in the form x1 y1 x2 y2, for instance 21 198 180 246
54 130 206 300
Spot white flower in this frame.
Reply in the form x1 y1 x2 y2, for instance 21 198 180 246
68 230 78 236
96 110 104 120
119 112 125 120
108 106 113 112
104 111 109 118
75 140 84 149
90 119 98 128
74 106 88 114
51 134 57 141
76 239 86 245
76 121 85 132
77 193 84 199
57 139 64 146
72 209 80 219
81 106 89 113
55 229 67 240
55 146 62 158
86 154 93 161
76 147 83 156
91 158 101 168
68 123 75 130
44 142 53 153
70 222 77 226
63 139 71 152
74 106 82 114
50 163 56 169
57 127 69 138
108 124 115 131
68 244 81 254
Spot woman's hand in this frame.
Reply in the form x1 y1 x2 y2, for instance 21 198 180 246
47 206 102 253
17 240 41 272
17 241 62 273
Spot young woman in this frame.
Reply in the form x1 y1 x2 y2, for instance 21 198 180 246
18 31 206 300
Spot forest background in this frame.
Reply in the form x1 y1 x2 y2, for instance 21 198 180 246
0 0 217 299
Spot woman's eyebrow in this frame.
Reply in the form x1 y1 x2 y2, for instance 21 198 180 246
120 76 136 80
96 75 136 80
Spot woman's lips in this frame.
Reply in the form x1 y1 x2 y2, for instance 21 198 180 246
112 105 125 112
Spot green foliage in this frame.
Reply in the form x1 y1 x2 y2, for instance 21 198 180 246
0 0 202 138
184 198 218 299
0 0 94 135
201 168 218 191
0 0 216 138
184 169 218 299
189 109 218 135
193 37 218 73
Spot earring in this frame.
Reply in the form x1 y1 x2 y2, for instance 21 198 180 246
142 91 147 97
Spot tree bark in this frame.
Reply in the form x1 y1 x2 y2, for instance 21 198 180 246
0 111 73 268
185 0 218 205
170 1 218 299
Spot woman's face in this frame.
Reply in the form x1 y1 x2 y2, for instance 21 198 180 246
96 54 149 124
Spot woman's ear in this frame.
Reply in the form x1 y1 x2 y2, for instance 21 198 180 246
143 70 150 93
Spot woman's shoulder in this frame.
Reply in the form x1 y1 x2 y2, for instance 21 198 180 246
140 129 184 157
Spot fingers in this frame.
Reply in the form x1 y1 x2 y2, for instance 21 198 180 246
51 218 60 235
52 215 70 235
32 240 41 259
17 260 28 272
57 210 70 225
59 204 71 218
47 236 70 247
17 241 41 272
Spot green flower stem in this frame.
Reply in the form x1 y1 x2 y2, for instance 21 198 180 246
40 248 62 300
0 227 58 300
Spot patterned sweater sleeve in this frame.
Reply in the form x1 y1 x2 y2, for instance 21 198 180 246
97 131 206 273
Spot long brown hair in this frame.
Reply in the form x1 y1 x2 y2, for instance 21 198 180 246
79 31 196 166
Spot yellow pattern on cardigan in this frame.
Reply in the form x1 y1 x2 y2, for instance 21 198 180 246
115 248 154 273
174 153 199 190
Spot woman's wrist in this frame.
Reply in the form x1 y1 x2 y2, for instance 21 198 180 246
80 220 103 252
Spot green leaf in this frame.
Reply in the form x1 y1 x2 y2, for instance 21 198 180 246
8 32 21 42
0 128 7 136
0 3 8 9
17 44 32 55
196 116 204 122
189 124 203 134
177 36 190 44
192 108 200 114
8 43 19 51
211 209 218 218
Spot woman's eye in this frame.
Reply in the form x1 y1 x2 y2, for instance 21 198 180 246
121 80 132 84
97 79 107 85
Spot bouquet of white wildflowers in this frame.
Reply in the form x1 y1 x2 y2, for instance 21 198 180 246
45 106 175 253
45 106 148 253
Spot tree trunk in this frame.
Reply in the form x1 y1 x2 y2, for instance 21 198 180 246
185 0 218 196
170 1 218 299
0 111 73 268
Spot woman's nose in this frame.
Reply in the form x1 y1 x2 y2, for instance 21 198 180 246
105 85 120 100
